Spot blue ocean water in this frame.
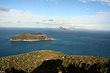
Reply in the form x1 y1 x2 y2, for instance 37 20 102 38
0 28 110 58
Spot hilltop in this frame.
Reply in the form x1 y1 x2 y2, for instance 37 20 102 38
57 27 70 31
0 50 110 73
9 33 55 41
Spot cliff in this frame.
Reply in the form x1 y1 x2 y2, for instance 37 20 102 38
0 50 110 73
9 33 55 41
57 27 70 31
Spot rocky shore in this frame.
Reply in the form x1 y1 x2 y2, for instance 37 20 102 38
9 38 55 41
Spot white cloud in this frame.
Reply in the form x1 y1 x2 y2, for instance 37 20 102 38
0 9 47 27
0 8 110 30
43 0 58 4
44 0 56 2
48 19 53 21
86 8 89 10
80 0 87 3
71 24 94 27
79 0 110 5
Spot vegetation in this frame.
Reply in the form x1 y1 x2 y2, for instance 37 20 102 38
32 33 45 36
9 33 54 41
0 50 110 73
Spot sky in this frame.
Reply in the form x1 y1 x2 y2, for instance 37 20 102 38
0 0 110 30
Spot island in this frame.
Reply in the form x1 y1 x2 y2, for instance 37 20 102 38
9 33 55 41
57 27 70 31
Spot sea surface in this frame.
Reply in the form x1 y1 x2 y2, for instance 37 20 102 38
0 28 110 58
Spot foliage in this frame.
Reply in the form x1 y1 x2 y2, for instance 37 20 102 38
11 33 52 40
32 33 45 35
0 50 110 73
97 66 110 73
0 50 64 72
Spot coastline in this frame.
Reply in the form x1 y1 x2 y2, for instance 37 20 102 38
9 38 55 41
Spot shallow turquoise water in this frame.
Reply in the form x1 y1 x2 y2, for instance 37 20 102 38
0 28 110 58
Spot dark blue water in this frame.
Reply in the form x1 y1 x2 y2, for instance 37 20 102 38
0 28 110 58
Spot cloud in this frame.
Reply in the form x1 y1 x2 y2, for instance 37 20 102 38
80 0 87 3
43 0 58 4
79 0 110 5
0 7 10 12
0 8 110 30
48 19 53 21
71 24 94 28
0 19 3 20
34 22 41 24
44 0 56 2
86 8 89 11
80 0 110 3
0 8 47 27
42 20 46 22
17 21 21 24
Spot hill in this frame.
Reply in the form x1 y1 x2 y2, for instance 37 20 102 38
0 50 110 73
9 33 55 41
57 27 70 31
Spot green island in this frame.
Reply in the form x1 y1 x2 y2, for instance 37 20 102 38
9 33 55 41
0 50 110 73
57 27 70 31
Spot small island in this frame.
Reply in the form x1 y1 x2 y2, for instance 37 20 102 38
9 33 55 41
57 27 70 31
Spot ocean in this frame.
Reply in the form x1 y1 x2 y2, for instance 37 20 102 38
0 28 110 58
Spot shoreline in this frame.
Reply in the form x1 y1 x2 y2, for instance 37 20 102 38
9 38 55 41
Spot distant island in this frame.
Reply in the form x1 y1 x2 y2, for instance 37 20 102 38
70 27 89 31
0 50 110 73
9 33 55 41
57 27 70 31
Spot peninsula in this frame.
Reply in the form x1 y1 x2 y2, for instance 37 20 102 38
57 27 70 31
9 33 55 41
0 50 110 73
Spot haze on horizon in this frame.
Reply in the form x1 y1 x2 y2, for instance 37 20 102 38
0 0 110 30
